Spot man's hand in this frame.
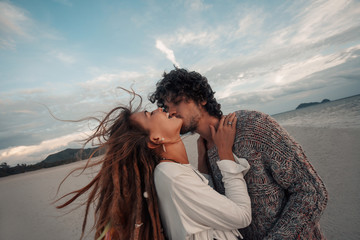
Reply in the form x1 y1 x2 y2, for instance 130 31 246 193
210 113 237 161
197 136 209 174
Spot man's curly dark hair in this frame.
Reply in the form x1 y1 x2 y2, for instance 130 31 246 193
149 67 222 118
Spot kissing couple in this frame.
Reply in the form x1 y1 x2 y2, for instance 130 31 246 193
57 67 328 240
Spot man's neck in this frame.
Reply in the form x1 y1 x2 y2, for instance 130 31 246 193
195 112 220 148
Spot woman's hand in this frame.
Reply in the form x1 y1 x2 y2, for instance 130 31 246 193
210 113 237 161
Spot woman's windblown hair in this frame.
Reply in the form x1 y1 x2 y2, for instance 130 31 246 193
55 89 164 240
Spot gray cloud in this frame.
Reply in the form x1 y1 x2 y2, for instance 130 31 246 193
217 50 360 115
0 68 161 152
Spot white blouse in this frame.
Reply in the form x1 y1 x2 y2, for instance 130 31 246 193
154 156 251 240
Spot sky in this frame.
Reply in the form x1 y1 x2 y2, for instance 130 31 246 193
1 0 360 166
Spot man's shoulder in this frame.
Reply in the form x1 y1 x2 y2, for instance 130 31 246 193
234 110 270 122
233 110 282 137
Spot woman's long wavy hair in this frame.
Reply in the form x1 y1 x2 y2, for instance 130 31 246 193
55 90 164 240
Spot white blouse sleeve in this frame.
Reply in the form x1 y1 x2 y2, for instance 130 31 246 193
170 156 251 231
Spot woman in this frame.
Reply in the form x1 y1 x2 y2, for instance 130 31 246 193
56 90 251 240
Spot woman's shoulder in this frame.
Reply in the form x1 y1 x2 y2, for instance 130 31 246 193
154 163 195 193
154 163 192 181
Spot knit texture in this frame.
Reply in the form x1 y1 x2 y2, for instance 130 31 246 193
207 110 328 240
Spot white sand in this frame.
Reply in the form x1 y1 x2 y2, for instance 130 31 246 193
1 96 359 240
283 127 360 240
0 160 97 240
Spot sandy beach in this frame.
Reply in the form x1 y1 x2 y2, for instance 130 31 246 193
1 95 359 240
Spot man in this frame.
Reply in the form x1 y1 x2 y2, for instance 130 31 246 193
149 67 328 239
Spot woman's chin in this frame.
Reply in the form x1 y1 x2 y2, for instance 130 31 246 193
174 117 183 133
176 117 183 125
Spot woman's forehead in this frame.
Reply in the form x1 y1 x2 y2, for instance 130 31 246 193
131 111 146 125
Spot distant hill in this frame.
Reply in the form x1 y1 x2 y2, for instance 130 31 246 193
42 148 100 164
0 147 104 178
296 99 330 109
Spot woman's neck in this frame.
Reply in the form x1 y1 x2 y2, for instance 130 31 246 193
160 140 189 164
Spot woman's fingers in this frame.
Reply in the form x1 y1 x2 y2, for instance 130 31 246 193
223 112 236 127
218 115 225 129
212 113 237 141
210 125 216 139
232 116 237 128
211 113 237 161
228 112 236 123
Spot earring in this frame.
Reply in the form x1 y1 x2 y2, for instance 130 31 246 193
160 137 166 152
162 144 166 152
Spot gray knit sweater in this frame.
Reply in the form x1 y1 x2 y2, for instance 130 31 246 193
207 110 328 240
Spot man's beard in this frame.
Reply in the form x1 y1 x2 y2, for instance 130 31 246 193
180 117 198 134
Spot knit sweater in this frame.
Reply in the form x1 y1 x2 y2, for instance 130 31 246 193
207 110 328 240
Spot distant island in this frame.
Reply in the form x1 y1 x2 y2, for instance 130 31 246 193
296 99 331 109
0 147 104 178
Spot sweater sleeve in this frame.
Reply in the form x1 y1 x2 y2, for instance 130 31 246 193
260 114 328 239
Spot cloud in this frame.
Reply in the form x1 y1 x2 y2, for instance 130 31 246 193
0 67 160 153
0 68 162 166
154 0 360 114
158 8 265 50
294 0 360 43
0 132 87 166
18 88 46 95
0 1 32 49
0 1 63 49
79 71 156 96
195 0 360 96
168 29 219 47
12 109 37 115
271 50 353 86
267 0 360 47
151 6 268 68
49 50 76 64
0 38 15 49
0 2 30 36
184 0 211 11
217 45 360 114
155 39 180 66
213 44 360 98
233 9 265 38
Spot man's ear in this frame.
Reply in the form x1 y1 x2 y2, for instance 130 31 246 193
201 100 207 106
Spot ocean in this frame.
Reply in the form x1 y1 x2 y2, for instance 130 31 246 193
272 94 360 129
